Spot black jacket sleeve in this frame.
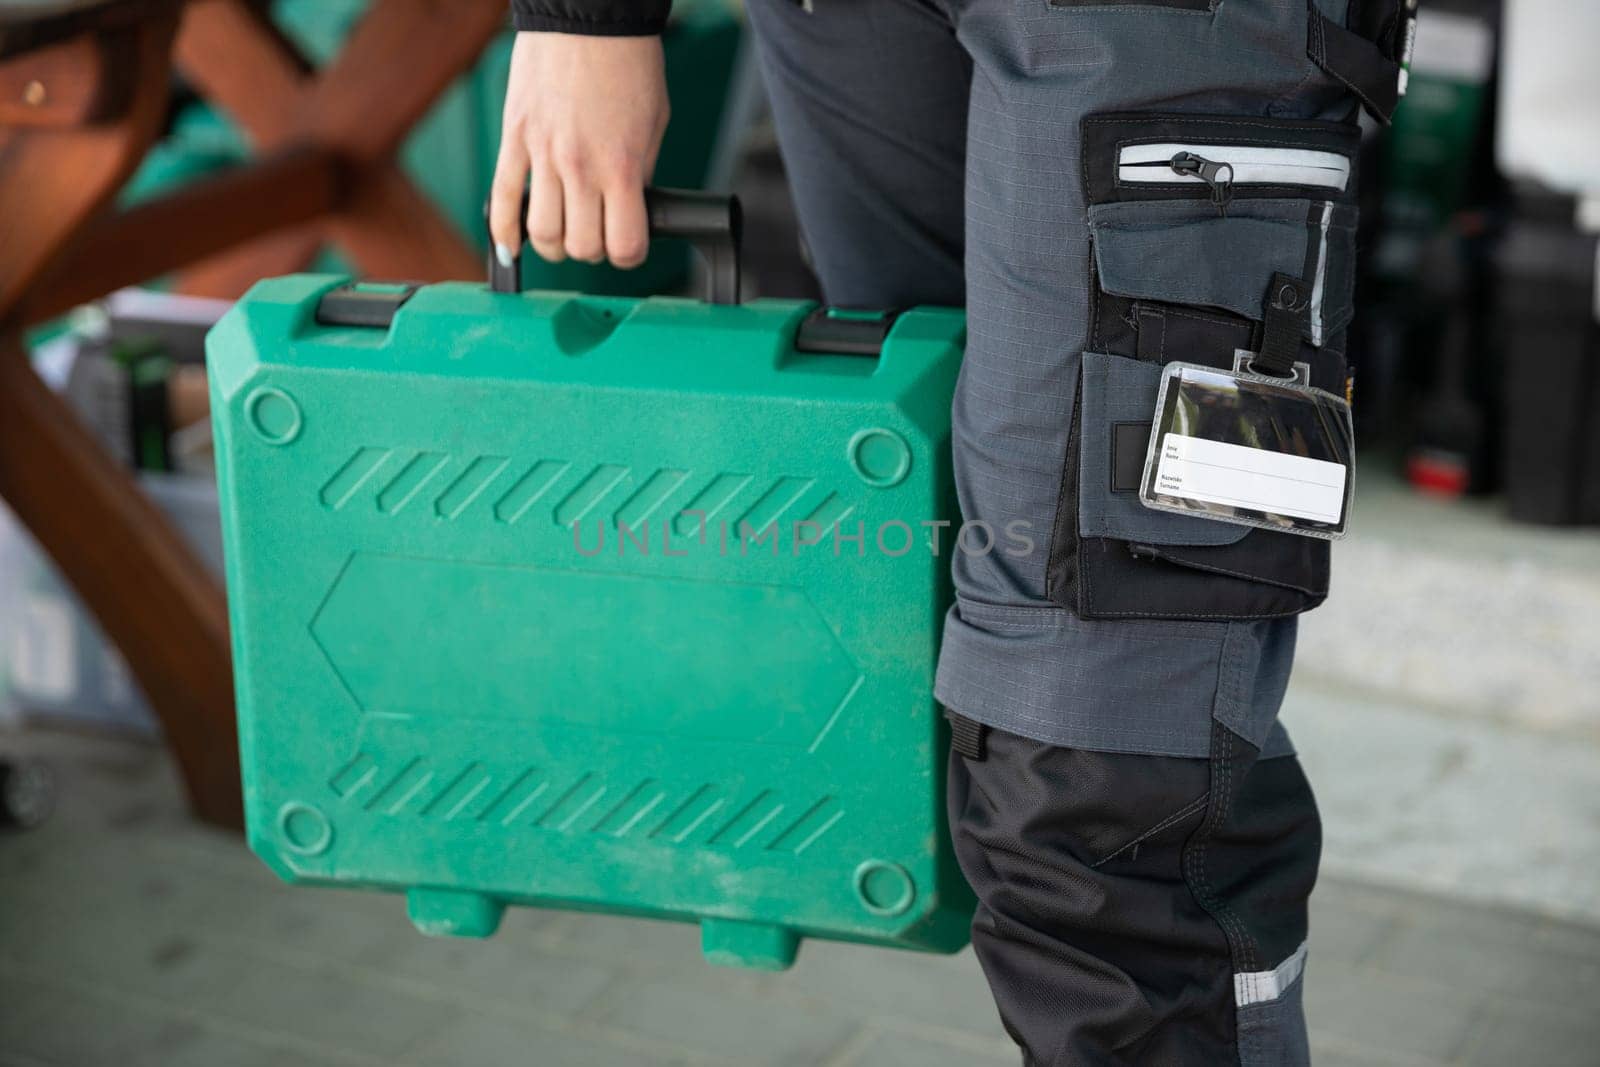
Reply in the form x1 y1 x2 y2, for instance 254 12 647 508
510 0 671 36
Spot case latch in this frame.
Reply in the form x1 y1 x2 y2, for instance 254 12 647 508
794 307 898 356
315 282 419 328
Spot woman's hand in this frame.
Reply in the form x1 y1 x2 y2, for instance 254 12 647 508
489 33 670 270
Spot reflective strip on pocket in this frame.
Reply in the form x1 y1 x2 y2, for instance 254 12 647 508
1118 144 1351 192
1308 200 1333 347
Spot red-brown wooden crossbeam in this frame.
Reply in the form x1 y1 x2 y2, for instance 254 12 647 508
0 0 507 827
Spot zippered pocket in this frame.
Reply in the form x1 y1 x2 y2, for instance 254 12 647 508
1079 111 1360 369
1117 143 1352 208
1083 113 1360 208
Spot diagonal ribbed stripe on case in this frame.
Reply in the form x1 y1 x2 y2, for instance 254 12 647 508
315 448 849 534
324 753 841 853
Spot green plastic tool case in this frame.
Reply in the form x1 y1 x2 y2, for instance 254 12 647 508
208 192 973 968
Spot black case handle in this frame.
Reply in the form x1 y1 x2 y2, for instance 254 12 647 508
486 186 742 305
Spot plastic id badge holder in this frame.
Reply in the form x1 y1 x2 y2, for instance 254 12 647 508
1139 353 1355 540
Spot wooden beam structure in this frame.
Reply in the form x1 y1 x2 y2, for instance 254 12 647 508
0 0 507 827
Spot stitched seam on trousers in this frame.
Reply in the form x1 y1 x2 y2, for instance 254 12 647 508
1091 790 1210 868
976 711 1207 745
1304 11 1391 121
1083 601 1305 621
1270 59 1320 118
1043 364 1086 605
1046 1 1218 13
1212 735 1259 972
1307 1 1327 66
1087 116 1348 137
1088 249 1105 351
1155 556 1319 592
1075 351 1099 613
1217 738 1260 972
963 761 1002 816
1182 727 1260 985
1273 6 1324 119
1140 552 1328 598
1154 303 1256 336
1139 303 1258 354
953 597 1236 637
952 617 1220 642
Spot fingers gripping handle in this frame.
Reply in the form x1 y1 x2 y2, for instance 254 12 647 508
486 187 742 305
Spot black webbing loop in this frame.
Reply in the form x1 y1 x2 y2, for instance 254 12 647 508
946 711 987 761
1307 6 1411 125
1252 273 1311 379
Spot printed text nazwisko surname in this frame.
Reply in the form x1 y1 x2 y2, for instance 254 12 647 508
571 512 1037 559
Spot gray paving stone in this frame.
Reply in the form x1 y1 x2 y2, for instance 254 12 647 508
0 975 54 1049
1366 900 1600 1018
1 894 238 1007
399 1012 688 1067
189 879 413 964
832 1030 1018 1067
1311 877 1416 917
1294 473 1600 738
1533 915 1600 961
1 985 207 1067
198 954 466 1061
538 910 726 977
6 723 1600 1067
1304 958 1485 1063
1456 1000 1600 1067
534 910 816 1007
1306 1036 1442 1067
1365 904 1539 993
0 831 51 886
1288 682 1600 926
781 941 1009 1044
1307 884 1405 969
0 972 381 1067
583 977 862 1065
124 1027 370 1067
351 926 618 1021
0 985 371 1067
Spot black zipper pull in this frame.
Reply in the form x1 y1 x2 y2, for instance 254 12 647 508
1170 152 1233 215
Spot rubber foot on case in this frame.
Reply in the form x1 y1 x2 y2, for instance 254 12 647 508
406 888 504 939
700 918 800 970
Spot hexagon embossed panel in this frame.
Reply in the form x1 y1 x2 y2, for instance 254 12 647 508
310 553 861 748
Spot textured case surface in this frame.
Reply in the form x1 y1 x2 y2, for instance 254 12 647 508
208 275 971 968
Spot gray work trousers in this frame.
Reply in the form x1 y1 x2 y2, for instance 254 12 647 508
747 0 1384 1061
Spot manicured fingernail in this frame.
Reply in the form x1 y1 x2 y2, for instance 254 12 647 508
494 242 515 269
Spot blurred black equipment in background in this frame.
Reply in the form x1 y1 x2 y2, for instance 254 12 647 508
1495 188 1600 525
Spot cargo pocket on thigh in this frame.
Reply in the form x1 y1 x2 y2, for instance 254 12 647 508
1090 198 1356 348
1047 113 1359 621
1061 350 1331 620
